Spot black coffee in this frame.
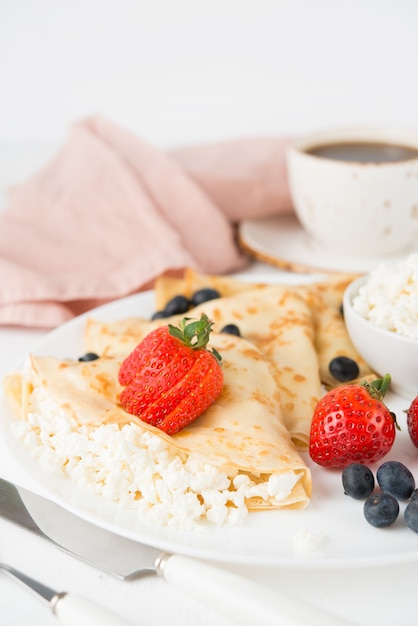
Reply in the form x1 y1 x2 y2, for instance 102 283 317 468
306 141 418 163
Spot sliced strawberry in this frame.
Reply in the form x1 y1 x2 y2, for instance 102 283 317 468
118 314 223 435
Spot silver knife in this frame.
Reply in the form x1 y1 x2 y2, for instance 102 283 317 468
0 478 354 626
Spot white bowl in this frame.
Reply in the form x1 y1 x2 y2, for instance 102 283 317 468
343 275 418 400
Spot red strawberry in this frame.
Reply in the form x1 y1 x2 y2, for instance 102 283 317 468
309 374 397 468
407 395 418 448
118 313 223 435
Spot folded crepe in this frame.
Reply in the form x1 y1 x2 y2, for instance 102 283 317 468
4 332 311 513
85 286 322 448
154 269 376 388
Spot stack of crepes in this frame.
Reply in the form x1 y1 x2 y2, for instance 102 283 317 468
4 269 376 518
84 268 375 446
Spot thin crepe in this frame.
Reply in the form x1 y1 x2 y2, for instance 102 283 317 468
3 332 311 511
155 269 376 387
85 286 322 447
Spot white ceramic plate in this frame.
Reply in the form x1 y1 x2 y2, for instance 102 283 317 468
1 278 418 569
239 214 418 274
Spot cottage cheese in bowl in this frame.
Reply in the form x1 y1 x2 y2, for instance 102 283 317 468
352 253 418 339
343 254 418 399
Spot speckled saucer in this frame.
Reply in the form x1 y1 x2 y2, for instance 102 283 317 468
238 214 418 274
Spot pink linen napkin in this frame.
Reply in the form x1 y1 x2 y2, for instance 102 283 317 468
0 117 293 328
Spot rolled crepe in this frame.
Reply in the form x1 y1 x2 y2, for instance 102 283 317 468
305 285 376 387
85 286 322 447
4 333 311 511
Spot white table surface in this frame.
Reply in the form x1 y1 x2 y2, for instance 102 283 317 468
1 152 418 626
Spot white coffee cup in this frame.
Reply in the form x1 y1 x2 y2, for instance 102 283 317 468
287 125 418 258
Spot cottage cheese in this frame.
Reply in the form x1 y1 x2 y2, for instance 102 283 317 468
293 526 326 557
13 384 299 529
352 253 418 339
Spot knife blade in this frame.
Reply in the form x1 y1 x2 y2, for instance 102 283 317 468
0 478 354 626
0 477 159 579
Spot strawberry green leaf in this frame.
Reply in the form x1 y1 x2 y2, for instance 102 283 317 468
361 373 399 430
362 373 392 400
168 314 221 361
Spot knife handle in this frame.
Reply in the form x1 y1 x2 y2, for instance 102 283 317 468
159 554 355 626
52 592 135 626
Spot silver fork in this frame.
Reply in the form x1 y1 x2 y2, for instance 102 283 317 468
0 562 135 626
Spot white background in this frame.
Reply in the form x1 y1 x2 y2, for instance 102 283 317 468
1 0 418 154
2 3 418 625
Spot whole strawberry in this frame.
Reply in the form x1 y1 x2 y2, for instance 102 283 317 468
309 374 397 468
118 313 223 435
407 395 418 448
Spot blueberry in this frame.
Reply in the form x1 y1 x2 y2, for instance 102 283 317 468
220 323 241 337
410 489 418 503
329 356 360 382
163 295 190 316
376 461 415 501
342 463 375 499
405 500 418 533
363 493 399 528
151 310 168 320
78 352 100 362
190 288 220 307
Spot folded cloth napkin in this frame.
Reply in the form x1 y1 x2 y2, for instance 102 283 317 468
0 117 293 328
